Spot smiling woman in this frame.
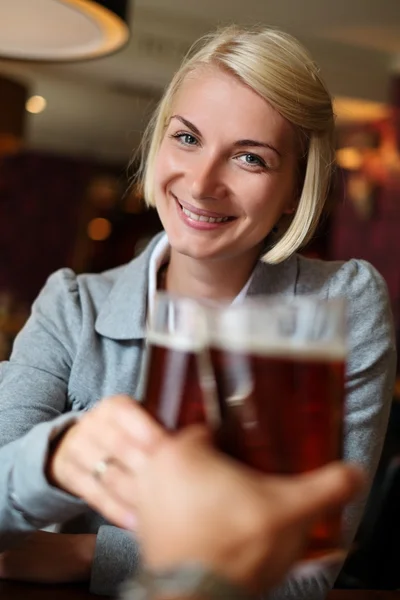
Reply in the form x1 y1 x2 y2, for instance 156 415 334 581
0 23 396 600
152 67 298 284
138 27 334 269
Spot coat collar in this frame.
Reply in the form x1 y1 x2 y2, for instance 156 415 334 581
95 233 299 340
247 252 298 298
95 234 162 340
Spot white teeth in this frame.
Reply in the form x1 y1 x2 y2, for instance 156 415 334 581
182 206 228 223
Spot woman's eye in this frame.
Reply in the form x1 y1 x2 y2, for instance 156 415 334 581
173 133 198 146
237 153 265 167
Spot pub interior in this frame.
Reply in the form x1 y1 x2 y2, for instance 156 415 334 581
0 1 399 599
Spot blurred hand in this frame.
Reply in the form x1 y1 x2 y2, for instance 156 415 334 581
134 426 365 593
47 395 166 529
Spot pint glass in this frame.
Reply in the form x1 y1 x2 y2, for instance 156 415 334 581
208 296 347 559
143 293 219 430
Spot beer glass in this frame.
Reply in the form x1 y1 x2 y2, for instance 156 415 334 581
143 293 220 430
207 296 347 559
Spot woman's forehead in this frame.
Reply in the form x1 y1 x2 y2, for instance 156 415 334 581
170 66 295 150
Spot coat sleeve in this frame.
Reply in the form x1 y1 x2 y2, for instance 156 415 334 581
268 258 397 600
0 268 141 596
0 268 87 549
90 525 141 595
331 259 396 542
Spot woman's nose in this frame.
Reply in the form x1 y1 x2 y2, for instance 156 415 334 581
190 155 227 201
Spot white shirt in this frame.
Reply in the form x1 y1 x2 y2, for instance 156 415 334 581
147 232 254 321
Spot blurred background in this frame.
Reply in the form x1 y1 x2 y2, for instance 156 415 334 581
0 0 399 386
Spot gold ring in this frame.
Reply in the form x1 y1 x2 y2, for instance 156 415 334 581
92 457 113 482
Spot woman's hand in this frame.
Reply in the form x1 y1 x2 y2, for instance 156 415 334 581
47 395 166 530
133 426 365 593
0 531 96 583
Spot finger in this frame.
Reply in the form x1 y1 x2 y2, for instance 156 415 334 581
58 438 140 529
75 402 164 475
62 430 150 509
286 463 366 520
89 452 149 514
99 395 167 451
78 396 168 486
174 425 214 447
75 471 138 530
137 425 217 478
87 423 153 475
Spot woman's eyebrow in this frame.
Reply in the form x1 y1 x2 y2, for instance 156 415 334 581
233 139 281 157
170 115 281 157
170 115 201 137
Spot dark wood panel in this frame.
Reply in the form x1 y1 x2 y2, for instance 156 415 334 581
0 581 399 600
329 592 400 599
0 581 99 599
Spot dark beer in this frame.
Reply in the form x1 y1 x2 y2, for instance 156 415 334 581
143 336 208 429
210 344 346 559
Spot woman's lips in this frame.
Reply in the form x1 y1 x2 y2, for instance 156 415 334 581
173 195 235 230
172 193 235 221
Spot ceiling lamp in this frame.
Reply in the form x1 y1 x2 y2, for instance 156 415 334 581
0 0 130 62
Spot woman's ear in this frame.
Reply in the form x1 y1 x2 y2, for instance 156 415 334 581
282 201 297 216
283 205 296 215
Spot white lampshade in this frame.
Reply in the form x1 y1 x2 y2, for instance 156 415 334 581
0 0 130 61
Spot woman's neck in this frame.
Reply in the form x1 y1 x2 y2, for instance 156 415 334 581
165 247 261 301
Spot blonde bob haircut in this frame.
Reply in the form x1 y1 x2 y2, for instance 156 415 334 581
135 25 336 263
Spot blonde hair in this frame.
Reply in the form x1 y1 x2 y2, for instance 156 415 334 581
135 25 335 263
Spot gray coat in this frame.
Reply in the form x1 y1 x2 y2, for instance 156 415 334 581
0 233 396 598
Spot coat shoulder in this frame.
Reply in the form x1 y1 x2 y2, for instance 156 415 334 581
296 255 389 302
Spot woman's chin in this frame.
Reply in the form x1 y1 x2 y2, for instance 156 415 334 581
170 241 219 261
165 224 243 263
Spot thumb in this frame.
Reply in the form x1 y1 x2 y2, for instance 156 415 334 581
287 462 366 521
175 424 214 447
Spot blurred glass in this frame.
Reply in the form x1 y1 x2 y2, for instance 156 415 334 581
208 297 347 560
143 292 347 559
143 293 220 430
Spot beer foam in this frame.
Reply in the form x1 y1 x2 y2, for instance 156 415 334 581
146 330 207 353
212 336 347 361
